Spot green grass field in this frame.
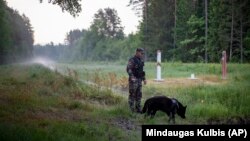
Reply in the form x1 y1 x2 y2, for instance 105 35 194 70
0 62 249 141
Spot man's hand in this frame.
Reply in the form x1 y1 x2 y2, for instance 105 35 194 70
143 80 147 85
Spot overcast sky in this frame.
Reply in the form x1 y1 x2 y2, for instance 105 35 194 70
6 0 141 45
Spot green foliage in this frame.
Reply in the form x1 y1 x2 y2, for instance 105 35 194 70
90 8 124 39
208 0 230 62
40 0 81 17
0 0 11 64
175 0 194 46
129 0 250 63
139 0 175 61
65 29 86 47
29 0 250 64
0 1 34 64
244 30 250 62
34 0 249 63
207 0 250 63
34 32 141 62
179 15 205 62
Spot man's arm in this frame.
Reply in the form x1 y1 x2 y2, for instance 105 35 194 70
127 58 135 78
142 61 146 84
141 71 146 81
142 70 147 85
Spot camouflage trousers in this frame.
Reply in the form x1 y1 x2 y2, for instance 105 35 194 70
128 78 142 113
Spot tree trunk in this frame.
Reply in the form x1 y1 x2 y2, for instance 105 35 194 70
240 15 243 63
205 0 208 63
143 0 148 61
230 0 234 62
173 0 177 60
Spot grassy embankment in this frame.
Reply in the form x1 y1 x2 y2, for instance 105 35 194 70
57 62 250 124
0 62 249 141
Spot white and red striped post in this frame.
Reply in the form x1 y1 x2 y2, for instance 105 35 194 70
221 51 227 79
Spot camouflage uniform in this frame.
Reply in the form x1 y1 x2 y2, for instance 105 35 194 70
126 55 145 113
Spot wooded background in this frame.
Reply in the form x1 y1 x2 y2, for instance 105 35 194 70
1 0 249 64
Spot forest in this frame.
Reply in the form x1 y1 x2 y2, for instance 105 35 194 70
1 0 250 64
0 0 33 64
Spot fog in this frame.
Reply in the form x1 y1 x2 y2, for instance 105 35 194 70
22 57 56 71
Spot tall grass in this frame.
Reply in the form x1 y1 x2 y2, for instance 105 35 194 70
0 62 249 141
56 62 250 123
0 64 135 141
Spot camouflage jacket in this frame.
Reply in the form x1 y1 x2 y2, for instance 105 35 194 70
126 56 145 81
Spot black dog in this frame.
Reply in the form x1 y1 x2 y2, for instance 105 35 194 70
142 96 187 124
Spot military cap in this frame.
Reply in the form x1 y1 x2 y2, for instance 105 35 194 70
136 48 144 52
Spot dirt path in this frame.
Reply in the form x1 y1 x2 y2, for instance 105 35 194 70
147 75 228 88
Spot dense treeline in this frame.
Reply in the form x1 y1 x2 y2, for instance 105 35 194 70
35 8 141 62
35 0 249 63
0 0 34 64
132 0 250 62
34 30 141 62
3 0 249 63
